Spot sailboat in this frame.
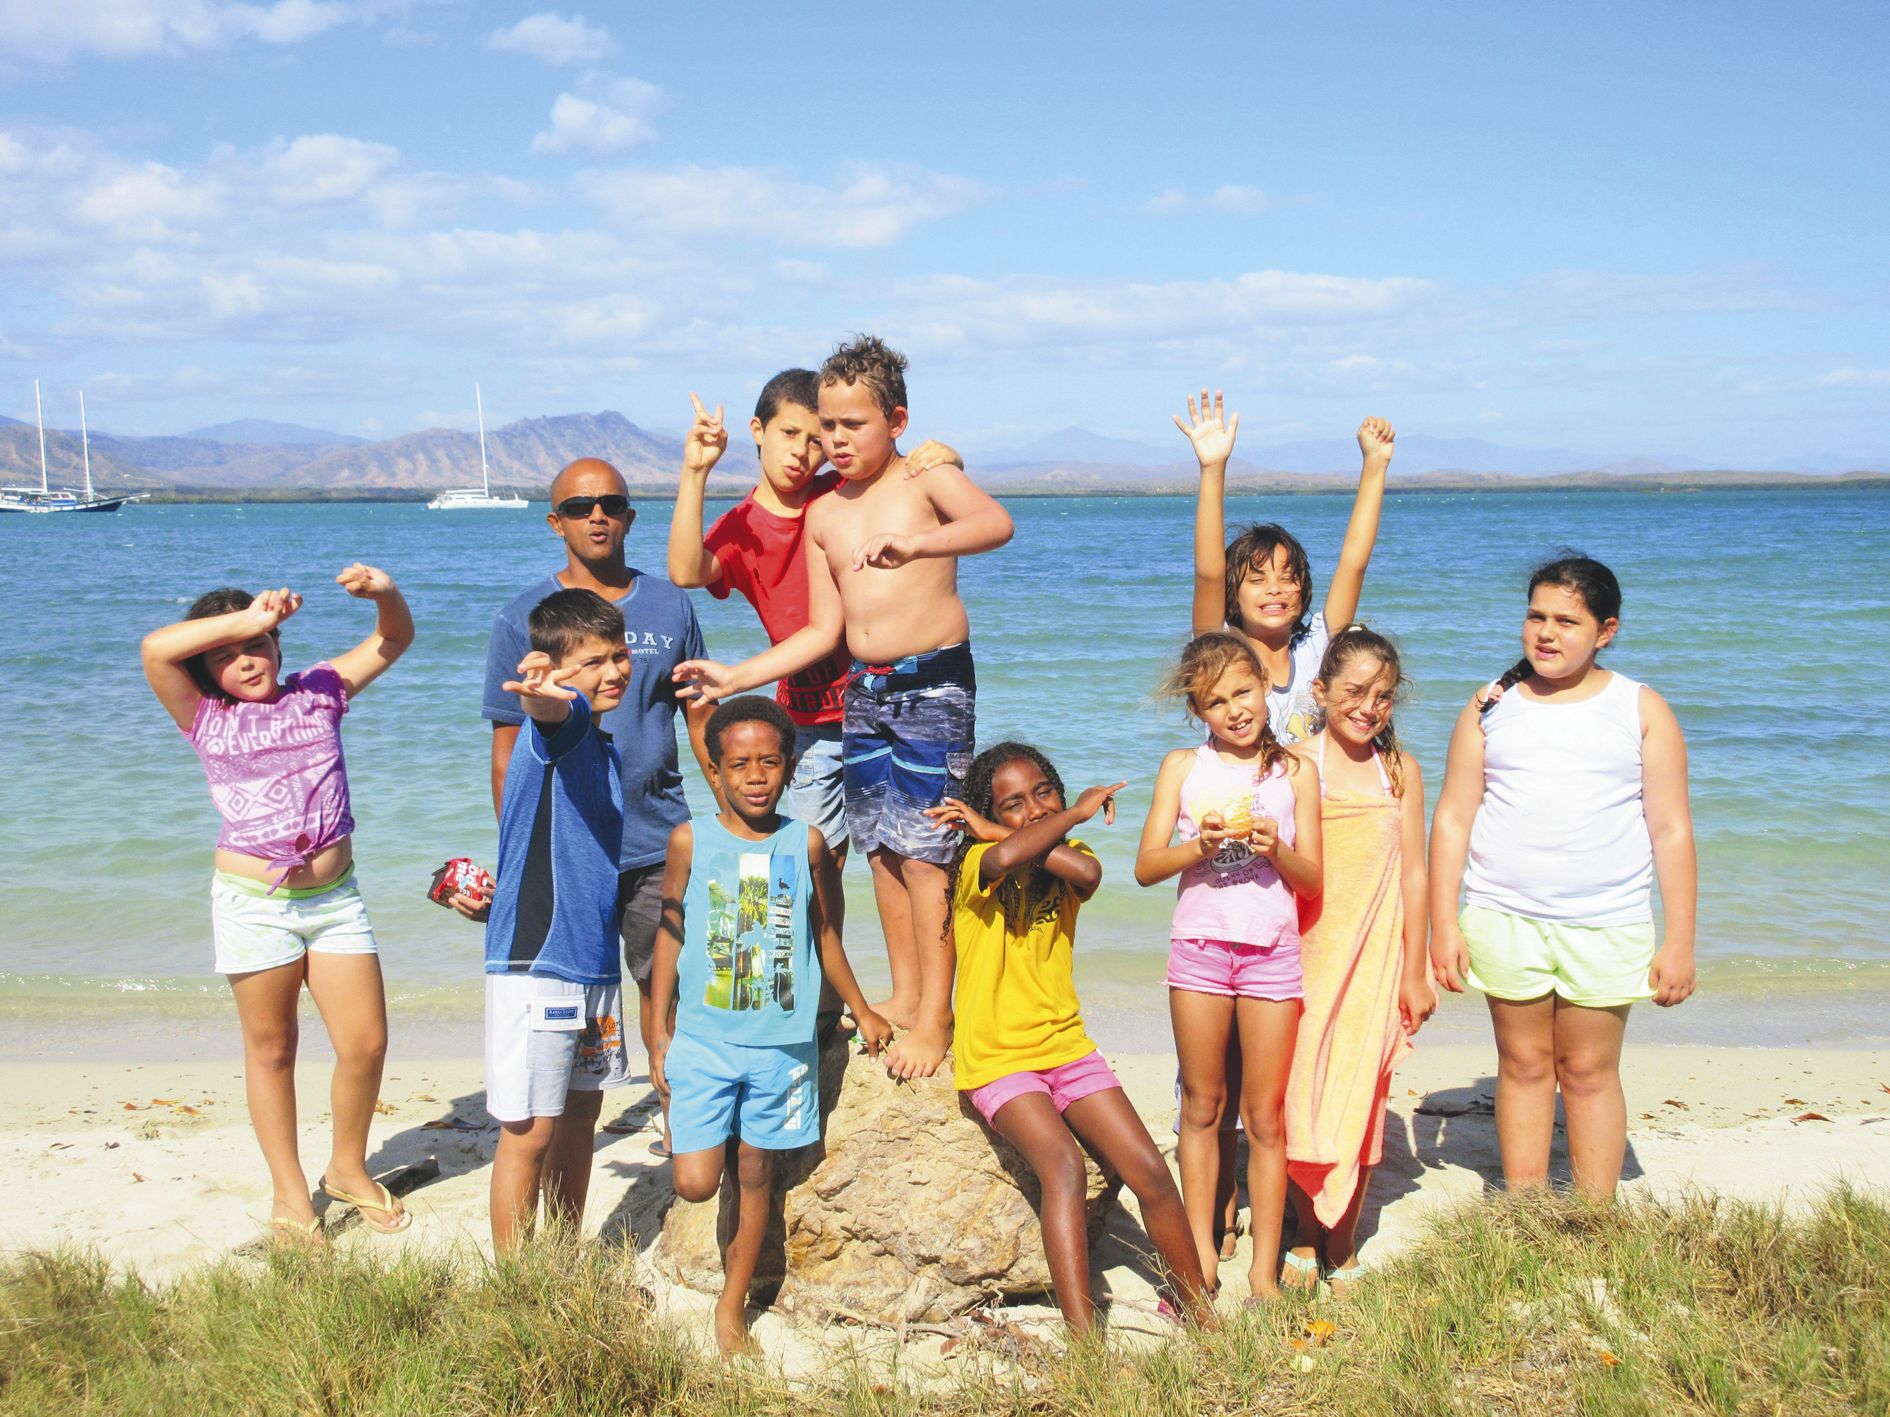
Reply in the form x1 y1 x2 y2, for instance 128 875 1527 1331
0 382 136 514
427 385 527 509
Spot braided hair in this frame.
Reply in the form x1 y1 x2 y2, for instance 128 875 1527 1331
1157 632 1290 779
1482 554 1623 713
944 740 1070 938
1316 623 1410 797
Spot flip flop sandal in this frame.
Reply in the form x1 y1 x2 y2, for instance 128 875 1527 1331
1281 1250 1322 1291
267 1215 325 1247
319 1177 413 1234
1324 1257 1371 1292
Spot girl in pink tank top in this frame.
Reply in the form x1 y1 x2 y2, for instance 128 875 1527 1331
1137 632 1323 1302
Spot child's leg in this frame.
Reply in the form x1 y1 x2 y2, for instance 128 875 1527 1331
988 1092 1101 1330
1062 1087 1213 1322
303 950 399 1225
1284 1177 1323 1286
1170 989 1237 1280
542 1089 604 1228
717 1141 774 1356
1215 1034 1243 1257
1487 993 1558 1189
1551 1000 1631 1198
882 852 953 1079
865 847 919 1027
490 1116 557 1252
229 961 315 1224
1234 998 1298 1300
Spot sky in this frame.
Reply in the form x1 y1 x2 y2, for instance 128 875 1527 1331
1 0 1886 467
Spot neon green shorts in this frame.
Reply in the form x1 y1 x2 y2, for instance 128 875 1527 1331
1460 903 1656 1009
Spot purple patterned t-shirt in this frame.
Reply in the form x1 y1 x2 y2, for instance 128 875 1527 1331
185 662 354 885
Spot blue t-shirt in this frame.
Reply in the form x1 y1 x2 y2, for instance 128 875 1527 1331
484 696 624 985
676 815 819 1047
482 570 704 871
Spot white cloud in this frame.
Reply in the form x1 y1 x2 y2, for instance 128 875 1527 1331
533 77 661 154
579 163 986 247
0 0 354 62
75 161 224 240
488 11 615 65
259 134 399 205
1817 366 1890 389
1204 184 1271 215
1143 188 1186 215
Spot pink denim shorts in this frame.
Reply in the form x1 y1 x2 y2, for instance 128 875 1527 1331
965 1049 1122 1124
1165 934 1304 1000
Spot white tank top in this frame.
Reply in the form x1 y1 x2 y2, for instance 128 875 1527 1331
1463 671 1653 925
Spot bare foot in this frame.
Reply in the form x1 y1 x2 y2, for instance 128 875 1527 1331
883 1020 949 1079
714 1303 758 1359
1245 1275 1283 1304
870 995 919 1031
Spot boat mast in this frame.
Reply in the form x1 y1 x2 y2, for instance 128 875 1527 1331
476 384 490 498
80 391 93 499
35 379 47 493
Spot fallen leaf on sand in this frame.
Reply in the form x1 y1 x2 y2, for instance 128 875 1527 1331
1639 1112 1655 1120
176 1105 199 1116
373 1100 395 1115
122 1102 146 1112
1662 1098 1689 1110
417 1094 438 1102
131 1173 148 1184
1792 1112 1831 1124
1784 1097 1807 1105
105 1141 119 1150
150 1098 176 1106
49 1141 72 1150
1307 1320 1336 1347
1879 1083 1889 1095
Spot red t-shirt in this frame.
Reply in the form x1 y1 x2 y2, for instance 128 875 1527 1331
703 474 851 726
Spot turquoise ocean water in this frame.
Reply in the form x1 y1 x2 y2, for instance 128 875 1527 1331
3 490 1886 1044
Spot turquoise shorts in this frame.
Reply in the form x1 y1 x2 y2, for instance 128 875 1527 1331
666 1031 820 1155
1461 903 1656 1009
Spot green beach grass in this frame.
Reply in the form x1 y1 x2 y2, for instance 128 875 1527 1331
4 1187 1886 1416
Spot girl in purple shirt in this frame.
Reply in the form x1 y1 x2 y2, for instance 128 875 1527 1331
142 563 414 1243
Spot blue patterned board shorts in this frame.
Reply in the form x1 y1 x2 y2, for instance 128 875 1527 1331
842 641 976 865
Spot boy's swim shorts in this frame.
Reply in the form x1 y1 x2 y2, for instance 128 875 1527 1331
842 641 975 866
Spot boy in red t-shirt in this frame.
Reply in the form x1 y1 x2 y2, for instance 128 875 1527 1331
667 370 958 953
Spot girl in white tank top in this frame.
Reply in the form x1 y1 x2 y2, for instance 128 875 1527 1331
1428 556 1696 1201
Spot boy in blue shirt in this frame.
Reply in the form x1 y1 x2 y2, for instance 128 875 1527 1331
650 696 892 1356
484 589 633 1252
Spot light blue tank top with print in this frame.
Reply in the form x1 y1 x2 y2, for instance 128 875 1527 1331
677 815 819 1046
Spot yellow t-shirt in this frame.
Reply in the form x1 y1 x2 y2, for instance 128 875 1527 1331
951 839 1099 1092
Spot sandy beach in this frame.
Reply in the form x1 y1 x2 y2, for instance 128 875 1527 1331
8 1012 1887 1374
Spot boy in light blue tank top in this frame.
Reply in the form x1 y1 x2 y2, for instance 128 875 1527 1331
649 696 891 1356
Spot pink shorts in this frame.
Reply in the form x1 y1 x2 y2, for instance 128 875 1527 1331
1166 934 1304 1000
965 1049 1122 1125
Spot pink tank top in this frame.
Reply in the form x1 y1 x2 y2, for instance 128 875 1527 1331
185 663 355 889
1172 744 1300 948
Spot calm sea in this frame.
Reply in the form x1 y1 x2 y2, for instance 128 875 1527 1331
4 490 1886 1039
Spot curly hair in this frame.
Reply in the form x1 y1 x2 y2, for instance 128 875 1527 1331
1316 623 1410 797
944 740 1071 939
820 333 909 419
1482 553 1624 712
1157 632 1289 779
1224 523 1313 643
705 695 797 762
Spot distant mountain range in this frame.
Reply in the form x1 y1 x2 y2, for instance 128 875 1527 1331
0 411 1882 497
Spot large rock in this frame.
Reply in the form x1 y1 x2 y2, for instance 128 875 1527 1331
658 1027 1121 1323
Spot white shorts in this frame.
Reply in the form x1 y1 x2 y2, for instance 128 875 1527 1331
210 872 377 975
484 974 632 1122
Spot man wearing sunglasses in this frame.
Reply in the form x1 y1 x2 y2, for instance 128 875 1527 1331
476 456 713 1156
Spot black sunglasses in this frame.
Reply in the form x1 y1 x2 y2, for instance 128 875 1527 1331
554 494 631 520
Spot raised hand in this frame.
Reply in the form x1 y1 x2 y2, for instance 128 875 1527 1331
670 658 739 703
1072 781 1128 826
1357 416 1395 464
247 587 303 630
334 563 395 599
902 439 963 479
502 650 579 703
924 795 1006 842
1172 387 1240 468
683 392 728 477
852 533 918 571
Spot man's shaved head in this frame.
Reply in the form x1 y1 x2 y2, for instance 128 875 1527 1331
549 457 628 503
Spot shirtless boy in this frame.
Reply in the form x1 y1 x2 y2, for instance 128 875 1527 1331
673 335 1013 1077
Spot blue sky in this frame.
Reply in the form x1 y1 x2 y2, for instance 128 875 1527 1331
1 0 1885 466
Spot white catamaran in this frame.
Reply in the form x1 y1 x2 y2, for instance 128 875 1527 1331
0 382 136 514
427 385 527 510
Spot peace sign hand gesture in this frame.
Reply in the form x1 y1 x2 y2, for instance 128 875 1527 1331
1172 387 1240 469
683 392 728 477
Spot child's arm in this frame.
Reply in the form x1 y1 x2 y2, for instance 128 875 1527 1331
1174 389 1239 638
140 588 301 730
501 652 578 725
1134 750 1232 885
1395 753 1437 1033
328 564 415 697
667 394 730 590
851 465 1014 571
1322 418 1394 630
1254 752 1322 899
646 823 693 1101
1640 688 1697 1007
932 783 1124 901
901 440 964 479
809 829 891 1055
1427 700 1487 992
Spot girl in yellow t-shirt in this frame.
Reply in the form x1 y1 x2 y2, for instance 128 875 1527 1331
927 741 1212 1332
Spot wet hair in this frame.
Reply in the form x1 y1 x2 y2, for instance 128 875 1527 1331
1158 632 1288 778
1223 523 1314 643
1483 553 1624 709
183 587 277 701
705 695 797 762
945 741 1071 939
527 588 625 664
753 368 820 429
820 333 908 419
1316 623 1410 797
